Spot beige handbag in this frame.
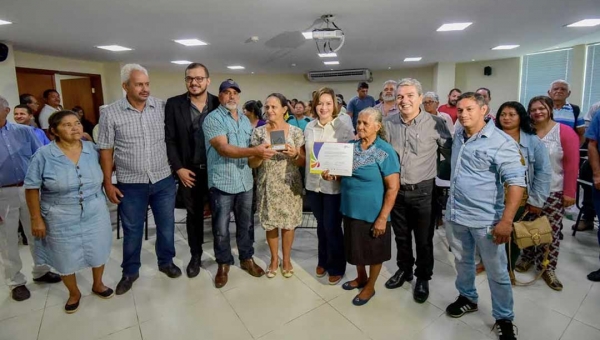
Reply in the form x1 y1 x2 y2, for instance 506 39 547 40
509 211 553 286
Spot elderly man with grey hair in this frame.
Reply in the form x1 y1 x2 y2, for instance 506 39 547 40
383 78 452 304
373 80 400 118
422 91 454 135
98 64 181 295
0 96 61 302
548 79 584 142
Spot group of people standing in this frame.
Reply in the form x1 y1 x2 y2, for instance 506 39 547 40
1 60 599 340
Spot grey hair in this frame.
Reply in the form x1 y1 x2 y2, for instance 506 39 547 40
423 91 439 102
382 79 398 90
397 78 423 96
550 79 570 91
358 107 387 142
121 63 148 84
0 95 8 110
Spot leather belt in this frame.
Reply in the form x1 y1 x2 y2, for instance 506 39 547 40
400 178 434 191
1 181 24 188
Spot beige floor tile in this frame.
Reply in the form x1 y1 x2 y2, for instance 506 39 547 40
0 309 43 340
97 326 142 340
560 320 600 340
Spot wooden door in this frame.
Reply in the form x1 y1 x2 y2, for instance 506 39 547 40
60 78 96 124
16 71 55 115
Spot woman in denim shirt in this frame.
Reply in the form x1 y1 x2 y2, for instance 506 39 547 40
24 111 113 314
495 102 552 269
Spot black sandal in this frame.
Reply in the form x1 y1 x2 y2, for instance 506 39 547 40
64 296 81 314
92 288 115 299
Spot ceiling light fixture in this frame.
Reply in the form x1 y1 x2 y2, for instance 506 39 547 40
318 52 337 58
566 19 600 27
96 45 132 52
404 57 422 62
324 61 339 65
492 45 520 50
437 22 472 31
171 60 192 65
227 65 245 70
0 19 12 25
174 39 208 46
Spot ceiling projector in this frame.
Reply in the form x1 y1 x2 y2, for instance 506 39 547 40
311 29 344 40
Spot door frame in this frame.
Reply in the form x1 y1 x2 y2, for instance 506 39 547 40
16 67 105 122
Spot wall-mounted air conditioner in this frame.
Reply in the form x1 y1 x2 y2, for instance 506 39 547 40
306 69 372 82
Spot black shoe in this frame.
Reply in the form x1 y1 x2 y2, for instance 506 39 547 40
413 279 429 303
588 268 600 282
115 274 139 295
186 255 202 278
493 319 518 340
385 269 413 289
11 285 31 301
159 263 182 278
64 295 81 314
33 272 62 284
446 295 478 318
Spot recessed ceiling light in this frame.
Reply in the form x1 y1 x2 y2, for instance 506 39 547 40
227 65 245 70
251 72 255 74
566 19 600 27
324 61 339 65
96 45 132 52
171 60 192 65
492 45 520 50
437 22 472 31
318 53 337 58
388 67 392 69
302 32 313 39
173 39 208 46
0 19 12 25
471 59 476 61
404 57 422 62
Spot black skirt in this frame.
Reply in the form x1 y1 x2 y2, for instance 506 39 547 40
343 216 391 266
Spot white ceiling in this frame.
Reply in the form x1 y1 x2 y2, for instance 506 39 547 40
1 0 600 74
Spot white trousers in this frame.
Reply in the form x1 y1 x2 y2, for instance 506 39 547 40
0 186 51 289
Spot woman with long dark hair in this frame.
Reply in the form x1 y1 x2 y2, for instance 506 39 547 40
243 100 266 128
495 101 552 270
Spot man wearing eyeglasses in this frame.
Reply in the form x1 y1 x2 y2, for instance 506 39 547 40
165 63 220 278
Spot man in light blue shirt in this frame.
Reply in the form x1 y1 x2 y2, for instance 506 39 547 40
0 96 60 302
203 79 275 288
347 81 376 129
445 92 525 340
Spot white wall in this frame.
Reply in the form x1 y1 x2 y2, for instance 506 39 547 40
455 58 521 113
145 66 435 105
0 43 19 121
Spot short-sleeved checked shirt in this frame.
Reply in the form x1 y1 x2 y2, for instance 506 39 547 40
97 96 172 184
203 105 254 194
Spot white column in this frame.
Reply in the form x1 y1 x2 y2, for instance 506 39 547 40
432 62 456 98
0 42 19 121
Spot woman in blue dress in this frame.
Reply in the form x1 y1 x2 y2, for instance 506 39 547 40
25 110 113 314
323 107 400 306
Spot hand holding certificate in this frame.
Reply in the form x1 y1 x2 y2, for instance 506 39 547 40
310 142 353 176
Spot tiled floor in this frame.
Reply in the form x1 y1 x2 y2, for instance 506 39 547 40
1 208 599 340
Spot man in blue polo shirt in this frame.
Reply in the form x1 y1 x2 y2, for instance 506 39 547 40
583 103 600 282
347 81 376 129
203 79 276 288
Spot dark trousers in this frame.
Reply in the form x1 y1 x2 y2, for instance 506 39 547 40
179 168 208 257
391 179 435 280
582 186 596 221
208 187 254 265
591 188 600 260
118 175 177 276
307 190 346 276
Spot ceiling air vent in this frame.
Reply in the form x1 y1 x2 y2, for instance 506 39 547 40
306 69 371 82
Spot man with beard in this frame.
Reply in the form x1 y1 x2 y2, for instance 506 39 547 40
203 79 276 288
373 80 400 118
98 64 181 295
438 88 461 123
384 78 452 304
165 63 220 278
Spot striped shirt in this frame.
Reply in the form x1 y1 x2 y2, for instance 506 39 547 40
97 96 172 184
203 105 254 194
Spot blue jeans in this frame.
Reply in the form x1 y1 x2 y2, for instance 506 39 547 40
307 191 345 276
446 221 514 321
209 187 254 265
118 176 176 276
591 187 600 260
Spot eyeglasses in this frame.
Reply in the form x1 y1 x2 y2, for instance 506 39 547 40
184 76 207 83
